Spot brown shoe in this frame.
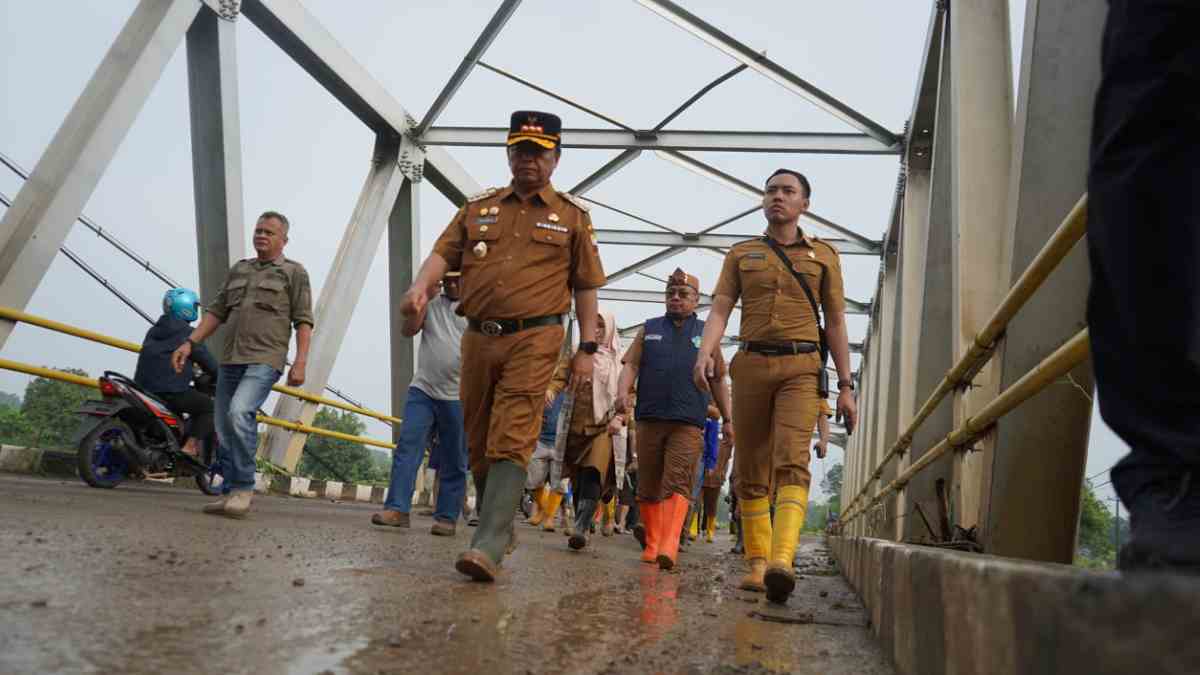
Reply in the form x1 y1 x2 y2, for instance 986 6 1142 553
202 496 228 515
371 510 410 528
430 519 456 536
221 490 252 519
739 558 767 593
455 549 499 582
764 564 795 604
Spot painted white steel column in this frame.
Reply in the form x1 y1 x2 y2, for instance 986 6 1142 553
0 0 201 349
948 0 1013 534
261 135 412 469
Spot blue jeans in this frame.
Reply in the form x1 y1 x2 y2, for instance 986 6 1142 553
383 387 467 522
214 364 280 493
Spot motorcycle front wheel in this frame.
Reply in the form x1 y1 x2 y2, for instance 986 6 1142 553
77 418 132 489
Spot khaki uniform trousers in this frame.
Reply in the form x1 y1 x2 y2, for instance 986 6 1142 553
461 324 564 478
729 350 821 500
635 420 704 502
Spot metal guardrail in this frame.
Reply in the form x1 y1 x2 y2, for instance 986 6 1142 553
0 306 401 426
841 194 1089 525
0 310 398 449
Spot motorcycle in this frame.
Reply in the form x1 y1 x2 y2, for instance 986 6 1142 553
75 371 222 495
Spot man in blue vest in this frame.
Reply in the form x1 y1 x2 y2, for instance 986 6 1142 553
616 268 733 570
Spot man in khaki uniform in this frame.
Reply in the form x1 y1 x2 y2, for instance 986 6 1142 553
172 211 314 518
695 169 858 604
400 111 606 582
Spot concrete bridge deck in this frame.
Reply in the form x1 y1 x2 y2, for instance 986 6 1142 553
0 474 890 675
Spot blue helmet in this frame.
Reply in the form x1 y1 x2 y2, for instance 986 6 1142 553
163 288 200 323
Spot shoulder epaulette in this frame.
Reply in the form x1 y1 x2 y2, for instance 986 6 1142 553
466 187 500 203
812 238 838 255
558 192 590 212
731 238 761 248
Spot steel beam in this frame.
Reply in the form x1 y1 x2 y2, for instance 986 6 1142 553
388 169 422 432
415 0 522 136
0 0 201 350
654 63 748 130
421 127 898 155
594 229 879 255
186 4 245 348
570 149 642 196
598 287 868 315
240 0 480 204
948 0 1013 537
262 136 409 469
602 205 757 285
634 0 900 147
984 0 1104 563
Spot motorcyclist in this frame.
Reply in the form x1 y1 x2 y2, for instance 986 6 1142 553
134 288 218 458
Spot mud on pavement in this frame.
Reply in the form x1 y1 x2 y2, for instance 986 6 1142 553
0 474 892 674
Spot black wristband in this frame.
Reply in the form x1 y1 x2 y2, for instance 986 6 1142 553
837 380 855 391
579 341 599 354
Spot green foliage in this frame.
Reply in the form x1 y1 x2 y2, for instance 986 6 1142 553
0 405 34 445
21 369 92 449
1074 480 1129 569
821 463 843 501
804 501 830 532
296 407 388 484
0 391 22 410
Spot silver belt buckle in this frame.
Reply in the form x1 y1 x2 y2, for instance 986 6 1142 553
481 320 503 336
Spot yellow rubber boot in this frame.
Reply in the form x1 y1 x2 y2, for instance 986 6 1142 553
603 499 616 536
541 491 564 532
738 497 772 592
765 485 808 604
527 486 549 526
688 512 699 539
705 515 716 543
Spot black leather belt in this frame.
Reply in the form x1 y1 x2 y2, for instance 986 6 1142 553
741 340 818 356
468 314 562 336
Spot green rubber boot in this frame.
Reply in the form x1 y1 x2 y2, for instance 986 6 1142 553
455 461 525 582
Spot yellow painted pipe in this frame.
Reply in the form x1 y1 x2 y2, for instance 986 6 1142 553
0 357 394 450
843 195 1089 517
843 329 1090 524
0 306 399 425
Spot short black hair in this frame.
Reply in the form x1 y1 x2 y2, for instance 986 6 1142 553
766 169 811 198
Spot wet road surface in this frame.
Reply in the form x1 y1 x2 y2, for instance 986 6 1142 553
0 474 892 674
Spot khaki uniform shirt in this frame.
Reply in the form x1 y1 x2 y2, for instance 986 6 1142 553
712 231 846 343
432 183 606 320
819 398 833 418
207 256 315 372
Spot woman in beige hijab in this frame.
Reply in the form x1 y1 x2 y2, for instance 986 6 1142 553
551 308 625 551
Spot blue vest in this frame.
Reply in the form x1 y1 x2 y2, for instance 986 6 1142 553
634 315 710 428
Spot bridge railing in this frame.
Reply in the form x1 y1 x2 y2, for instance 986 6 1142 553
840 194 1088 528
0 307 397 450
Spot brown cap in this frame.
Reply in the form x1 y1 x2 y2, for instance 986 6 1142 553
667 267 699 291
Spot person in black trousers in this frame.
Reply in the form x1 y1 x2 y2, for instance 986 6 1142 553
1088 0 1200 572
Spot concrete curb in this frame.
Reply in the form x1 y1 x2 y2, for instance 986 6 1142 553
0 444 389 504
829 535 1200 675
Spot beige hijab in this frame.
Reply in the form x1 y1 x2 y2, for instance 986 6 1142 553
590 308 622 423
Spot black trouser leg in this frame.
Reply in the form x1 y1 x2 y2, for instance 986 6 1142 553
158 388 215 445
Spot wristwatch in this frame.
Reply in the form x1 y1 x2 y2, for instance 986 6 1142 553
186 338 200 350
579 341 599 354
838 380 855 391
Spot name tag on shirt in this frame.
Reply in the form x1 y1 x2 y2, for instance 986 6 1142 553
535 222 569 234
645 334 663 341
475 216 498 225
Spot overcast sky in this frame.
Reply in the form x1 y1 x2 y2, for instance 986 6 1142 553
0 1 1122 505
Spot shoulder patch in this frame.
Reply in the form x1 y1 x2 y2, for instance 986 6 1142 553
466 187 500 203
558 192 590 212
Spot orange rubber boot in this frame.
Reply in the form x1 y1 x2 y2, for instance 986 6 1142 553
639 501 661 564
656 493 690 570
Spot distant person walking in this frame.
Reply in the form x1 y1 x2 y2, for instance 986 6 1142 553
371 270 468 536
173 211 313 519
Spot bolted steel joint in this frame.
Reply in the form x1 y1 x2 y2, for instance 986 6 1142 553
214 0 241 21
